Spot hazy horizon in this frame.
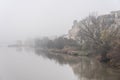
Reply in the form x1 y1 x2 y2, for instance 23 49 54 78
0 0 120 44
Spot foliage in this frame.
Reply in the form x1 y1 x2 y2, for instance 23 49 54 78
76 14 120 62
34 36 79 49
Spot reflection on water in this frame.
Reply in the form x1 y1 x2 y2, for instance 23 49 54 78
0 47 120 80
34 48 120 80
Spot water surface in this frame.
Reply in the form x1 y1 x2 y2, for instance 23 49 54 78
0 47 120 80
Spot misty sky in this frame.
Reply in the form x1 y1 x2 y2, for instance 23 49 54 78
0 0 120 43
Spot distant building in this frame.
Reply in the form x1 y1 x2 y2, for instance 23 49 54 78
68 20 80 40
68 10 120 41
111 10 120 18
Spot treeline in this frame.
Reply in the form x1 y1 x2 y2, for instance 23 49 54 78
75 14 120 67
34 13 120 68
34 37 79 49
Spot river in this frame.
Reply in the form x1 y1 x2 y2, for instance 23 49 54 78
0 47 120 80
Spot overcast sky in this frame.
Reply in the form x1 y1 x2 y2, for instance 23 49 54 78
0 0 120 43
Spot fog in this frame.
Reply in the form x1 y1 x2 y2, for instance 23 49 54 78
0 0 120 44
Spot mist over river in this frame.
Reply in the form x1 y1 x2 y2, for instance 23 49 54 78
0 47 120 80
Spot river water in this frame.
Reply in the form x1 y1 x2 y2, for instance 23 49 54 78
0 47 120 80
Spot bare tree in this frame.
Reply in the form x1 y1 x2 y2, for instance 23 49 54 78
77 14 120 61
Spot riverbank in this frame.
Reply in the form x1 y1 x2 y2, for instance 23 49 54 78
49 48 89 56
40 47 120 69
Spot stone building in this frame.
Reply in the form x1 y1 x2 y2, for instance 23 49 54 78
68 10 120 41
68 20 80 40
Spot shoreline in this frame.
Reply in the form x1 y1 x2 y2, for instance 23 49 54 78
35 48 120 69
